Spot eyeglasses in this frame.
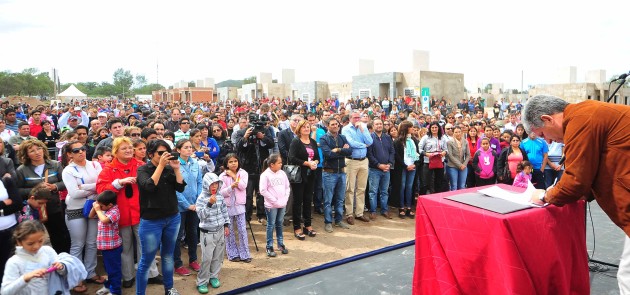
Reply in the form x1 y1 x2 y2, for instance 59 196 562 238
180 122 190 125
447 117 454 119
213 129 221 132
71 146 87 154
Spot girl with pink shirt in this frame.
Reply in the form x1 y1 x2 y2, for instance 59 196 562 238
513 161 533 188
219 154 251 263
259 154 290 257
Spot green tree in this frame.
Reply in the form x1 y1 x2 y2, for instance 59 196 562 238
135 74 147 88
113 68 133 98
188 81 195 87
243 76 256 84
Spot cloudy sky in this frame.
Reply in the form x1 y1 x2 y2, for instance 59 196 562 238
1 0 628 92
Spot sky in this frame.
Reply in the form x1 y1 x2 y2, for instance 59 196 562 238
1 0 628 92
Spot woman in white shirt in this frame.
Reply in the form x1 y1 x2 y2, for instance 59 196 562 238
61 140 105 291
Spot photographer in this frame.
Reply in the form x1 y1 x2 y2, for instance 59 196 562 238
235 113 275 223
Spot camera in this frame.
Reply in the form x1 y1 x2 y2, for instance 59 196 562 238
248 113 269 138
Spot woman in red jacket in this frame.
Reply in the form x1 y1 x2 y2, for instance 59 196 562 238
97 137 155 288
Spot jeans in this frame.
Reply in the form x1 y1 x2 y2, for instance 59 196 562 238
400 169 416 208
102 246 122 295
174 210 199 268
544 169 564 188
368 168 390 214
446 166 468 191
265 207 286 249
313 168 323 212
136 213 181 295
322 172 346 224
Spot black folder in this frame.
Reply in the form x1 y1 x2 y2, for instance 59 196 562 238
445 192 533 214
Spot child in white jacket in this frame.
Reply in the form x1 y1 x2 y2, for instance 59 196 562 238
2 220 68 295
259 154 291 258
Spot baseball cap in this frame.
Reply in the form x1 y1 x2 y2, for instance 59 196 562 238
455 113 463 118
69 115 79 121
74 107 81 111
97 112 107 117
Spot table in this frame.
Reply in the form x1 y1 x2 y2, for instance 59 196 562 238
413 184 589 295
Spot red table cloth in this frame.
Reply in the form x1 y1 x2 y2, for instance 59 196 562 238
413 184 589 295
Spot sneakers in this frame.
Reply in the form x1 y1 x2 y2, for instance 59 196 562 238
166 288 181 295
210 278 221 288
277 244 289 254
148 274 163 284
324 223 333 233
189 261 201 272
266 247 277 257
175 266 191 276
96 286 111 295
197 284 209 294
335 221 351 229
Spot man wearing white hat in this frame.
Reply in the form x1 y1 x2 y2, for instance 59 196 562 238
58 106 89 129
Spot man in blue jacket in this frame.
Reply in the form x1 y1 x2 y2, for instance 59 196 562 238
367 118 395 219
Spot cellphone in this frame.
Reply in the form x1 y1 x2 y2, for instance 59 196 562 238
169 152 180 160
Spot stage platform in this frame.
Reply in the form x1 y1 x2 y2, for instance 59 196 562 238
219 201 621 294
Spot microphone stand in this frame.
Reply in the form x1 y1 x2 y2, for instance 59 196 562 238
607 77 627 103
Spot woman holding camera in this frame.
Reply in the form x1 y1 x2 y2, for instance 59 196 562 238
136 139 186 295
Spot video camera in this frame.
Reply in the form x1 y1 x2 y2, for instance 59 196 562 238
248 113 269 138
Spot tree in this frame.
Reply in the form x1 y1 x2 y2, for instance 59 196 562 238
113 68 133 98
135 74 147 88
188 81 195 87
484 84 492 93
243 76 256 84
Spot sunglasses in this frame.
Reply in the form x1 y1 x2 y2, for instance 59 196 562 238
180 122 190 125
130 133 140 137
71 146 87 154
213 129 221 132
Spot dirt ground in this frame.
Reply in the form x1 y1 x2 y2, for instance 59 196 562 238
83 208 416 294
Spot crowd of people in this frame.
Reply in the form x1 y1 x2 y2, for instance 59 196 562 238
0 94 563 295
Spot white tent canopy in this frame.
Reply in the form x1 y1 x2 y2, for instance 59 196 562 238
57 84 87 102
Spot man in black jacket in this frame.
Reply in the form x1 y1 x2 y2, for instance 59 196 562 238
277 114 303 161
235 116 275 223
320 118 352 233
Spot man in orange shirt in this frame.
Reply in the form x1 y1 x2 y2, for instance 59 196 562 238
523 94 630 293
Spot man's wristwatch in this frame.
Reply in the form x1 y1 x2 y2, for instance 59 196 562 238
539 191 547 204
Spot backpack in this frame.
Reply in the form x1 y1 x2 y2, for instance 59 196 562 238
476 149 495 179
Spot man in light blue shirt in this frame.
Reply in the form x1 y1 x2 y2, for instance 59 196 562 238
341 111 373 224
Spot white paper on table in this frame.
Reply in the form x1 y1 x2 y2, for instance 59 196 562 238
477 181 537 206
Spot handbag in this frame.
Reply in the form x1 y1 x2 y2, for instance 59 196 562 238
282 165 302 183
428 140 444 170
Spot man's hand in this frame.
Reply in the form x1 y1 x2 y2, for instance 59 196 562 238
343 144 349 149
256 132 264 139
188 205 196 211
3 198 12 206
244 127 254 139
530 189 546 205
